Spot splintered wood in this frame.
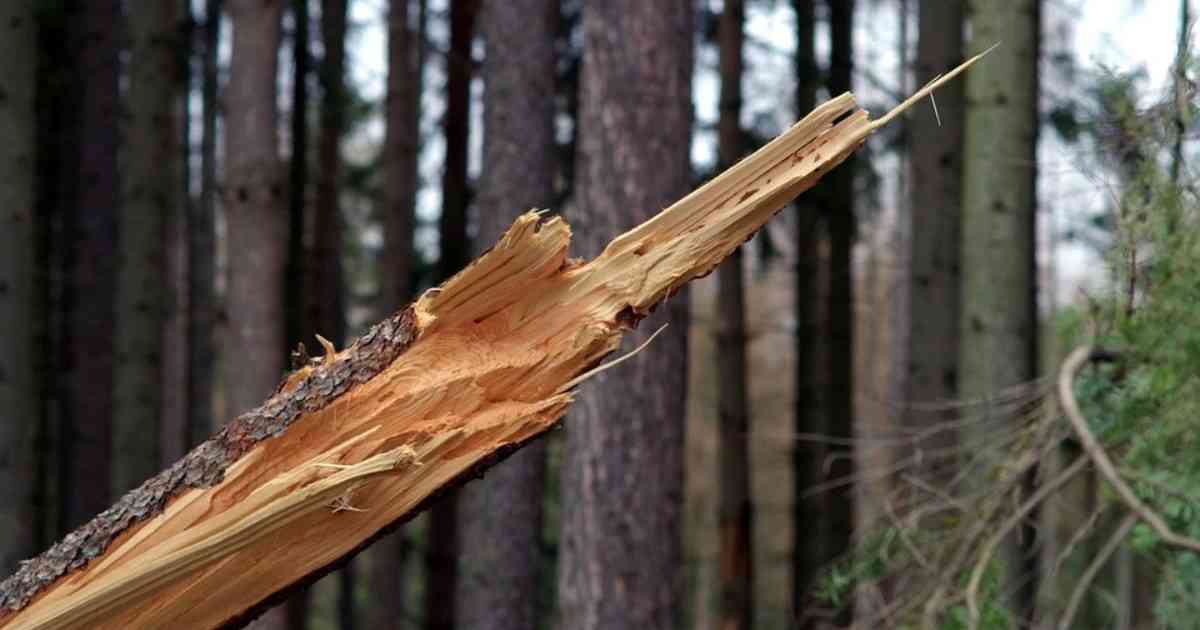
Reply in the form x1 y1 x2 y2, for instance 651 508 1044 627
0 53 985 630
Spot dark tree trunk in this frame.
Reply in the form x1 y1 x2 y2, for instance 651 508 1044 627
0 0 38 576
61 0 121 531
455 1 558 629
904 0 964 484
425 2 478 628
380 0 424 314
557 2 693 629
161 0 193 467
716 1 753 628
370 1 423 626
816 1 856 625
118 0 187 494
317 0 351 625
287 0 311 362
191 0 221 449
790 0 825 616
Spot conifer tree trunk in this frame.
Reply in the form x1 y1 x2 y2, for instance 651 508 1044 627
287 0 311 362
162 0 193 467
960 0 1040 623
0 0 38 577
316 0 351 626
62 0 121 531
425 2 478 628
224 1 287 627
455 2 557 628
821 2 856 622
557 2 693 629
117 0 187 495
716 1 753 628
370 1 423 626
192 0 221 448
904 0 964 482
790 0 826 615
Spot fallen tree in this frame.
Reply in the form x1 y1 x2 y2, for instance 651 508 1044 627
0 53 985 630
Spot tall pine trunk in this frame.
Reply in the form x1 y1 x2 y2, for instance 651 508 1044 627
790 0 826 615
960 0 1040 623
369 1 423 626
316 0 351 627
810 2 856 626
161 0 193 467
455 1 557 628
425 2 478 628
557 2 693 629
224 0 287 627
905 0 964 482
0 0 38 576
192 0 221 449
62 0 121 531
716 1 753 628
117 0 186 495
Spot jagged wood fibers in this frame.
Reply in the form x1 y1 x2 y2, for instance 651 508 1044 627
0 52 984 630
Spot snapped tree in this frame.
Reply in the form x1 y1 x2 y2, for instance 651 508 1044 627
0 56 985 630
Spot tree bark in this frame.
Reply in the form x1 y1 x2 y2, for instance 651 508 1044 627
426 2 478 628
62 0 121 532
0 76 970 630
790 0 825 616
812 2 857 626
960 0 1040 623
0 0 38 577
557 2 693 629
223 0 286 423
369 0 423 627
455 1 557 629
287 0 312 364
162 0 194 468
716 1 753 629
192 0 221 448
117 0 186 496
904 0 964 486
223 2 287 627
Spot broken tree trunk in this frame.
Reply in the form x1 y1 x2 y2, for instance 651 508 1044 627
0 56 983 630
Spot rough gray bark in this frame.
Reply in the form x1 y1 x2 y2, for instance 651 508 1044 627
223 0 286 420
716 1 753 628
557 2 693 629
0 0 38 577
960 0 1040 623
117 0 186 495
62 0 121 531
426 2 478 627
224 3 287 626
904 0 964 481
790 0 825 615
455 1 557 628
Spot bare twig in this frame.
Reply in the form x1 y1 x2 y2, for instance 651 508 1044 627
1058 345 1200 553
1058 513 1138 630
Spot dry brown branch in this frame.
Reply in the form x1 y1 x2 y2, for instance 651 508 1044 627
1058 345 1200 554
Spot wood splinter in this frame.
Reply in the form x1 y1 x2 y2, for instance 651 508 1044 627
0 51 989 630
